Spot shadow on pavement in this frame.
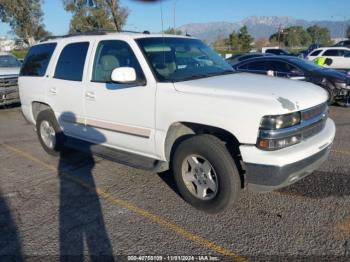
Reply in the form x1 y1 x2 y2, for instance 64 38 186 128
278 170 350 198
58 112 114 262
0 190 23 261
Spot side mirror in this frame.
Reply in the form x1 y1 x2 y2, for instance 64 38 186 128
111 67 137 83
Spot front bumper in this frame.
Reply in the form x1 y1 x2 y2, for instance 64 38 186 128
0 87 20 106
241 118 336 192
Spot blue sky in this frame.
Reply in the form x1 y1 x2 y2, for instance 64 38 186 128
1 0 350 37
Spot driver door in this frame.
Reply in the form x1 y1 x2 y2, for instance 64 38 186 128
84 39 156 157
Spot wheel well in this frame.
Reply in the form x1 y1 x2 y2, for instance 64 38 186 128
31 102 51 122
165 122 244 187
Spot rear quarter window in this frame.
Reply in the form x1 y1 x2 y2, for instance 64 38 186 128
20 43 57 76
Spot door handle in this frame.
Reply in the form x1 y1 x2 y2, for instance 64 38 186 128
85 91 95 100
49 87 58 95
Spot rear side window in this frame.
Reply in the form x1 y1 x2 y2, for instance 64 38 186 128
323 49 342 56
54 42 89 81
309 50 322 56
20 43 57 76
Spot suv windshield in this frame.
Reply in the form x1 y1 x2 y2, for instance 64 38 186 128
137 37 233 82
0 55 21 67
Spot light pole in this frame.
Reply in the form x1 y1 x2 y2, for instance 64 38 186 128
173 0 179 32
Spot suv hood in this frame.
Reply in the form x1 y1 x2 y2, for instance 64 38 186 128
173 73 328 112
0 67 20 77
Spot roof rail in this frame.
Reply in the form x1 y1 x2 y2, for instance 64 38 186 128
40 29 151 42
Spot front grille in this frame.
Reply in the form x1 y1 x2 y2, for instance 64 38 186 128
302 119 327 139
0 77 18 89
302 103 328 121
300 102 328 140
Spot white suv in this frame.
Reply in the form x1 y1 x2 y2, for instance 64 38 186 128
307 47 350 70
19 32 336 213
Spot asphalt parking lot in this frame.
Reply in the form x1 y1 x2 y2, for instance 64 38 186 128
0 105 349 261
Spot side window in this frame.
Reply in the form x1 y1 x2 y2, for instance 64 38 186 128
237 63 249 70
323 49 340 56
92 40 144 83
266 61 292 73
247 61 266 71
344 51 350 58
309 50 322 56
20 43 57 76
54 42 89 81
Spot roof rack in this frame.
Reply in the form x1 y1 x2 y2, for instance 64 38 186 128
40 29 150 42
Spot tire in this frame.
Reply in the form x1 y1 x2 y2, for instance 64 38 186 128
36 109 65 156
326 88 335 106
172 134 241 213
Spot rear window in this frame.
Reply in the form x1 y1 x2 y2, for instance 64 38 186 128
54 42 89 81
20 43 57 76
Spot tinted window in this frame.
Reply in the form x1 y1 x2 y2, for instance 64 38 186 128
309 50 322 56
265 61 297 73
323 49 342 56
247 61 266 71
20 43 56 76
92 40 144 82
55 42 89 81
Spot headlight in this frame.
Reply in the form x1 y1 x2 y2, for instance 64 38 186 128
260 112 301 130
335 82 348 89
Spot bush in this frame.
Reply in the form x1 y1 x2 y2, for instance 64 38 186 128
12 49 28 59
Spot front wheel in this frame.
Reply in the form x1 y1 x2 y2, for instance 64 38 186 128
172 134 241 213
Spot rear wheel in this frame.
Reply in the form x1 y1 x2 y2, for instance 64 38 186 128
36 109 65 156
172 134 241 213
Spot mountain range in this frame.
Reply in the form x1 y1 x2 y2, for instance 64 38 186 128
178 16 350 43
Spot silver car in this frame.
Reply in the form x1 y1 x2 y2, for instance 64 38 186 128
0 53 21 106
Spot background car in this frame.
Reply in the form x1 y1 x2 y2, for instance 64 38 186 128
233 56 350 105
334 40 350 48
262 48 294 56
0 53 21 107
226 52 274 65
307 47 350 70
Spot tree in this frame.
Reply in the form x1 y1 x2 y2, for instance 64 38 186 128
346 25 350 39
163 27 182 35
238 26 253 52
306 25 333 46
284 26 311 48
0 0 50 45
62 0 129 33
228 31 239 51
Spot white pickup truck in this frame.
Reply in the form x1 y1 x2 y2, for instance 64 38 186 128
19 33 336 213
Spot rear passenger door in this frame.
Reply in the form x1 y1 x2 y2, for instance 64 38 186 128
47 41 91 137
323 49 344 69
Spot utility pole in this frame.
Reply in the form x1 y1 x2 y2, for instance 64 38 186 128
173 0 179 33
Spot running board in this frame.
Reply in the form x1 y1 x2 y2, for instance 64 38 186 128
64 137 169 173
